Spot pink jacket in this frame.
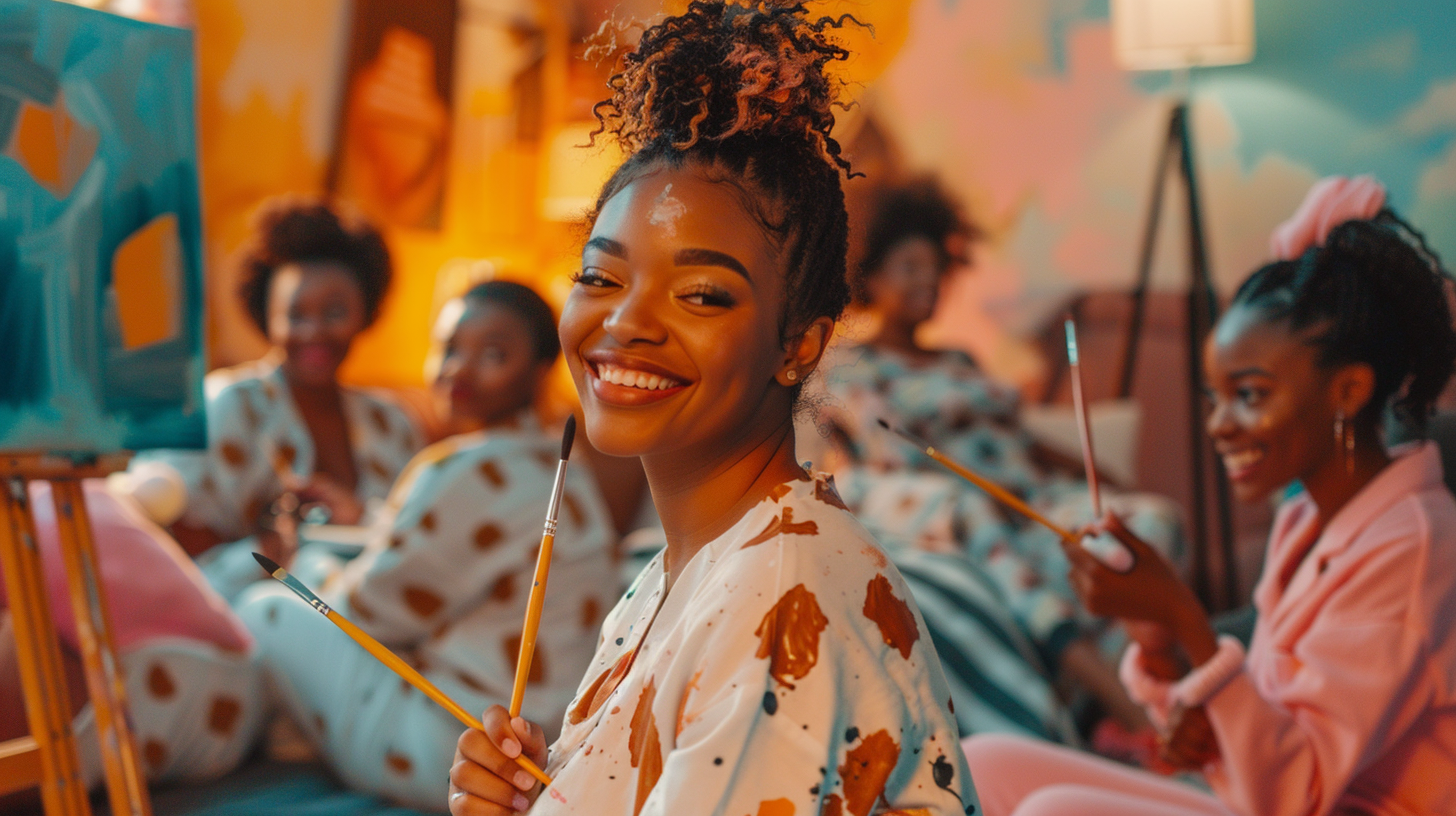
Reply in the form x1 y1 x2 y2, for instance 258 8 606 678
1199 443 1456 816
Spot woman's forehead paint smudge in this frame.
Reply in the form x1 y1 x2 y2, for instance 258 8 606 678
648 183 688 236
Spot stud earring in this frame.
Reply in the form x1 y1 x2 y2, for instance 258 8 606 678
785 370 798 382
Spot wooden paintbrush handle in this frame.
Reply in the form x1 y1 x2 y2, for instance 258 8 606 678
927 449 1077 543
326 610 553 786
510 533 555 717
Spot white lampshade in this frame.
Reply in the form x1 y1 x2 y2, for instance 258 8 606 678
1111 0 1255 70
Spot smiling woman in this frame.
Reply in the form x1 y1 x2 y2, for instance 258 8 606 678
446 3 978 816
963 178 1456 816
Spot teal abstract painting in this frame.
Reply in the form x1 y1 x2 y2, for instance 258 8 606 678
0 0 205 453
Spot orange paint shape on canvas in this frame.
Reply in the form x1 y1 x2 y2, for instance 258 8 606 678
7 98 98 198
112 214 183 350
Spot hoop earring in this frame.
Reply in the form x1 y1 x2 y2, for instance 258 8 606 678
1345 418 1356 476
1335 411 1354 475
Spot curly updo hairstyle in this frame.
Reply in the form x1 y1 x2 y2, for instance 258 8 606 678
588 0 860 341
462 280 561 364
851 177 981 304
236 198 392 336
1231 211 1456 430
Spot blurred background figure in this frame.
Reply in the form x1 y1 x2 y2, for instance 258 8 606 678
162 198 423 600
236 280 615 810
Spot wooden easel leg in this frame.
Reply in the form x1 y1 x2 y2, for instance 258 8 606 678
0 478 91 815
50 481 152 816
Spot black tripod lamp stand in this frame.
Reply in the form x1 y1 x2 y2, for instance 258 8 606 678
1109 0 1255 610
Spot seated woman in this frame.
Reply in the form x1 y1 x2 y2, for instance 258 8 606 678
167 199 422 593
237 281 616 811
448 4 976 814
812 180 1152 745
815 178 1184 601
964 177 1456 816
1 470 262 809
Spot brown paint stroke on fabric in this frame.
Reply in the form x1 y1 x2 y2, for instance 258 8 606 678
676 669 704 737
568 649 633 725
744 507 820 549
838 729 900 816
862 574 919 660
754 583 829 689
628 677 663 816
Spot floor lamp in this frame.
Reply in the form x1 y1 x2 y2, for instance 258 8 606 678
1110 0 1255 610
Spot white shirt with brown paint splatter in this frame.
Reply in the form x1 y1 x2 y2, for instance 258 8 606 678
183 356 423 540
535 475 980 816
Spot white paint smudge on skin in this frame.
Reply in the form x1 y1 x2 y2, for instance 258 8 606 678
648 183 687 236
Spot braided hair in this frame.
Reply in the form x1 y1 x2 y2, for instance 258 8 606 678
588 0 862 340
1232 211 1456 430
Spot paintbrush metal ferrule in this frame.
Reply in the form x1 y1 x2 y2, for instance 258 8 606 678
543 462 566 537
1064 318 1080 365
253 552 333 616
542 417 576 537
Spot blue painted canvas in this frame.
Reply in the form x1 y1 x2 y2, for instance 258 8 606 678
0 0 205 453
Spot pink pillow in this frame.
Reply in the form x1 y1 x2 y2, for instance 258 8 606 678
1269 175 1386 260
0 481 252 655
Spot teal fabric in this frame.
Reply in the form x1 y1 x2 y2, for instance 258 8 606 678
132 761 437 816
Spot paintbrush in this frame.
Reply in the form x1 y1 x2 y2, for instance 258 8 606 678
1064 317 1101 516
509 414 576 719
1063 318 1135 572
251 552 552 786
878 419 1077 543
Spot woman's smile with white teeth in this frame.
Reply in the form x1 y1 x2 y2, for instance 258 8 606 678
595 363 683 391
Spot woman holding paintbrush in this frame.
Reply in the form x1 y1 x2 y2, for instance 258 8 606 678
237 281 614 810
964 178 1456 815
448 3 976 814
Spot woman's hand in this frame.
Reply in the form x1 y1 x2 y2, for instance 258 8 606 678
449 706 548 815
1063 513 1219 664
1159 703 1221 770
295 474 365 526
1124 620 1186 682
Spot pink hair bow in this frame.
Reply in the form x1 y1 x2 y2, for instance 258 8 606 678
1269 175 1387 260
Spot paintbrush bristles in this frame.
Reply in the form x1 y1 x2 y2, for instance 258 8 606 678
253 551 285 579
880 419 933 452
561 414 577 460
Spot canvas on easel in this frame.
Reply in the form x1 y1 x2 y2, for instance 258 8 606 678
0 3 204 812
0 0 206 455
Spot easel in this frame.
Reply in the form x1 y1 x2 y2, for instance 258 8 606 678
0 453 152 816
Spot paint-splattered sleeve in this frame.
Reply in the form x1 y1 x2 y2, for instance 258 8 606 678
637 536 976 816
333 444 539 647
